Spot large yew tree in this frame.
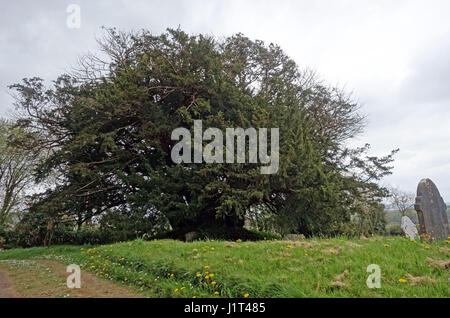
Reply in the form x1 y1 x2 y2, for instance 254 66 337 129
9 28 397 238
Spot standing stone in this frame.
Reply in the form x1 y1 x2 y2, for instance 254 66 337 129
401 216 418 240
414 178 449 240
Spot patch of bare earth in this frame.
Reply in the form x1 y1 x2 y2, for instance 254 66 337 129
284 241 318 248
404 274 436 285
331 270 349 288
39 260 142 298
321 247 342 254
346 242 363 248
0 269 18 298
360 236 380 241
425 257 450 269
439 247 450 254
225 242 239 248
0 259 142 298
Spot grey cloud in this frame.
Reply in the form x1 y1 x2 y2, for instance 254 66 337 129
399 34 450 104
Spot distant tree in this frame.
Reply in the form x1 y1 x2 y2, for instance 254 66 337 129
388 187 415 217
0 120 37 227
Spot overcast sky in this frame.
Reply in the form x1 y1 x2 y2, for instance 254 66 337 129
1 0 449 200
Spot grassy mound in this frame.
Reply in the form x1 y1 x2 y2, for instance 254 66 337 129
0 236 448 298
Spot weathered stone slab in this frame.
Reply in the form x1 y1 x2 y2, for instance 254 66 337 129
401 215 418 240
414 178 449 240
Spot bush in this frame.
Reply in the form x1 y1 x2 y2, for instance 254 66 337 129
48 227 106 246
0 235 6 249
6 208 164 247
159 227 281 241
6 216 112 248
0 228 19 249
386 224 403 236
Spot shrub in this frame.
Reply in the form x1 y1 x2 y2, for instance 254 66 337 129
159 227 280 241
386 224 403 236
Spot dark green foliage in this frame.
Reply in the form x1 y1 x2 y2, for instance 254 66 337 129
160 226 280 241
98 209 169 241
8 28 397 244
385 224 404 236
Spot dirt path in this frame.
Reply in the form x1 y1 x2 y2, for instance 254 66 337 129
40 260 142 298
0 259 142 298
0 269 18 298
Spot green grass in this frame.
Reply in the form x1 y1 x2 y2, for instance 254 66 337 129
0 236 449 298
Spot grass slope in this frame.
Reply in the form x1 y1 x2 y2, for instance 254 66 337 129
0 236 449 298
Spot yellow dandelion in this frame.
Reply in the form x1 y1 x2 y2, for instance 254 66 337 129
398 278 406 283
236 239 242 243
170 273 174 277
244 293 249 298
196 273 202 277
204 265 209 269
209 273 214 277
211 281 217 285
174 288 179 292
205 275 210 279
425 245 430 249
180 287 185 290
304 253 308 256
211 247 215 251
383 244 389 247
329 249 335 253
192 296 197 298
214 291 219 295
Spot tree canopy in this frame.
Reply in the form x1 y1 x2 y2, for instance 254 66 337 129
7 28 397 241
